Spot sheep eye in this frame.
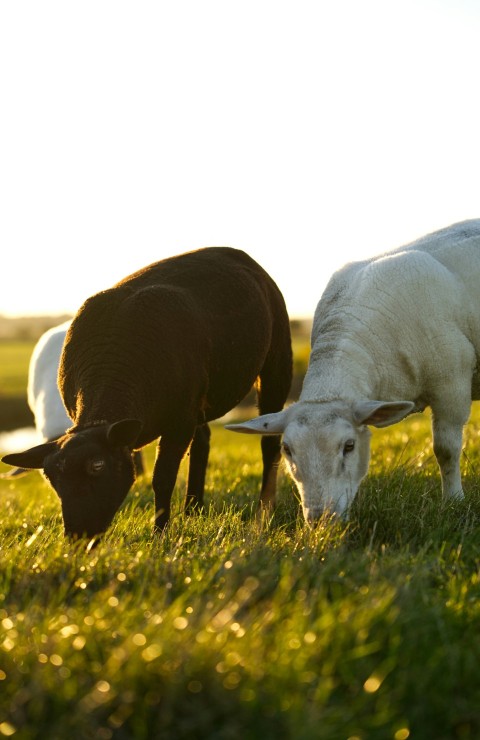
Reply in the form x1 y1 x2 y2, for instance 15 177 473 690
282 442 293 458
343 439 355 455
86 459 106 476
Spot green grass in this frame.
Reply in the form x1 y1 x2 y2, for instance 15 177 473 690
0 341 34 398
2 413 480 739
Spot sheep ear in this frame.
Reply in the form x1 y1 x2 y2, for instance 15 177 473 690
1 441 59 470
353 400 415 428
225 410 288 436
107 419 143 448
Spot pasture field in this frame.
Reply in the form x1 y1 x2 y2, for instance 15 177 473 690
0 341 33 399
0 340 35 432
2 411 480 740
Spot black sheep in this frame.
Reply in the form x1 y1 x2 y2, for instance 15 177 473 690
2 247 292 538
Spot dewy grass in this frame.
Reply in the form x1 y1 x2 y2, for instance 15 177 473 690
2 414 480 739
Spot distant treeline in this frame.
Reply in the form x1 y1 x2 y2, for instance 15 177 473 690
0 314 72 341
0 314 312 343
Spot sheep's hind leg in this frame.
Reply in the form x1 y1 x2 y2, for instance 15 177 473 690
133 450 144 476
259 436 282 513
185 423 211 514
431 399 470 499
256 349 292 515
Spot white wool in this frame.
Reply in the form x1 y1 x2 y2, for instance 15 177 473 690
27 320 72 441
227 219 480 522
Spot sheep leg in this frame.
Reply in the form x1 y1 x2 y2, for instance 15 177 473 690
259 436 282 512
152 436 191 530
185 423 211 513
133 450 144 476
256 347 292 513
431 402 470 499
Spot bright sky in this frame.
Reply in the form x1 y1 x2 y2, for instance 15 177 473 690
1 0 480 319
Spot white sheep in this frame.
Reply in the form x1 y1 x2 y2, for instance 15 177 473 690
227 219 480 522
28 320 72 443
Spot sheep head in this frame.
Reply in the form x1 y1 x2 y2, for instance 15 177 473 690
226 399 414 522
1 419 142 539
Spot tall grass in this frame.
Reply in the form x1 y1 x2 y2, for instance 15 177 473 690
1 413 480 739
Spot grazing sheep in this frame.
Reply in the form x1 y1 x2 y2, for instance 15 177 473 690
2 247 292 538
227 219 480 523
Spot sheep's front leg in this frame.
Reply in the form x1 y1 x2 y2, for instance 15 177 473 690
431 404 470 499
152 436 191 530
186 423 211 513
